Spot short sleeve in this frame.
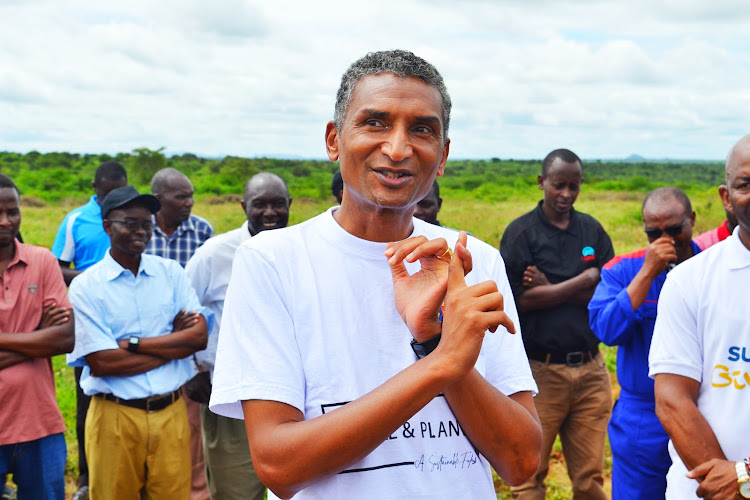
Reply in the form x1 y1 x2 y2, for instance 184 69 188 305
210 244 305 419
184 251 218 371
41 251 71 309
50 214 72 262
67 278 119 366
170 260 214 333
596 224 615 267
648 271 702 381
499 222 531 300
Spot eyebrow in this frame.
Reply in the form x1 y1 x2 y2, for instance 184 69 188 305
361 109 441 126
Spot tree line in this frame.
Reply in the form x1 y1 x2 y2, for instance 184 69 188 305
0 148 725 203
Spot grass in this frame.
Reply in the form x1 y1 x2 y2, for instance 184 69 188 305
17 185 726 499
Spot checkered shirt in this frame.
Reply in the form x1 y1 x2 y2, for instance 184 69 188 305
146 214 214 267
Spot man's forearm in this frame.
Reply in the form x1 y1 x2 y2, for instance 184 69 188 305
518 273 593 311
565 284 597 306
655 374 726 470
0 321 74 358
136 316 208 359
0 350 30 370
626 266 658 310
86 348 171 377
243 353 463 498
442 370 541 485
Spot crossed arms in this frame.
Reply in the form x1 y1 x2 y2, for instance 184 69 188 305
0 303 73 370
85 310 208 377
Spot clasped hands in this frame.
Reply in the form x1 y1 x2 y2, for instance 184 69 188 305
687 458 744 500
385 231 515 374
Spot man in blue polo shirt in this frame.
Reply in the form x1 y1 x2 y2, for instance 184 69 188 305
52 161 127 285
589 187 700 500
50 160 126 500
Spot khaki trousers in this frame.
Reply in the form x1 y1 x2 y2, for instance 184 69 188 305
512 354 612 500
86 395 191 500
200 404 266 500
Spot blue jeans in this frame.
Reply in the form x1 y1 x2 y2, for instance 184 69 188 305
0 433 66 500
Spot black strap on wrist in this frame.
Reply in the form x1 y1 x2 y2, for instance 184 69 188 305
411 333 441 359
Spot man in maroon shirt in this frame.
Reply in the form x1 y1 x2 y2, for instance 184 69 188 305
0 173 74 499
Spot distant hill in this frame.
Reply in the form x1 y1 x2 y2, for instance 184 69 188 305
624 154 646 162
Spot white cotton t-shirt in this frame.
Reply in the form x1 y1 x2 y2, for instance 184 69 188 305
210 208 536 500
649 229 750 500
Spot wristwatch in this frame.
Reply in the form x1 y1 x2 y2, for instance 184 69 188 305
127 336 141 353
736 460 750 498
411 334 441 359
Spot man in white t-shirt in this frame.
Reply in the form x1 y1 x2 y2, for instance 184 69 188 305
650 133 750 500
209 50 541 499
184 172 291 500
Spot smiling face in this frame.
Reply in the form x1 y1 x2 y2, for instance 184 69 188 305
722 135 750 249
242 177 291 236
326 74 450 216
0 187 21 249
538 157 583 220
104 202 153 259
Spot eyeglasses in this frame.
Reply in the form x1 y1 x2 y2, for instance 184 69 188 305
644 217 688 239
106 219 154 232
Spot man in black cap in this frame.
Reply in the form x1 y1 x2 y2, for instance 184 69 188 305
66 186 212 500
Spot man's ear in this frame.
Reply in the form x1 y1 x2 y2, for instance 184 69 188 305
103 219 113 236
537 175 545 190
325 121 339 161
288 198 293 208
436 139 450 177
719 184 734 216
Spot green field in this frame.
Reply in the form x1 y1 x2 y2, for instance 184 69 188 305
5 150 728 498
21 180 726 499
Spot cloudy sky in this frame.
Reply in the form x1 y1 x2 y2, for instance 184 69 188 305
1 0 748 160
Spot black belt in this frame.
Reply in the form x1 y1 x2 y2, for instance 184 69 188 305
95 389 181 413
527 346 599 366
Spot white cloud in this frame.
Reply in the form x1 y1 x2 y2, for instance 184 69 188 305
0 0 748 159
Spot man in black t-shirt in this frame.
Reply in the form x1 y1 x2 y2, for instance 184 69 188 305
501 148 614 500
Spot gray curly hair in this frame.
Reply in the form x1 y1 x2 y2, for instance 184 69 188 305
333 50 452 142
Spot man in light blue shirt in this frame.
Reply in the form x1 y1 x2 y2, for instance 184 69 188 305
67 186 212 500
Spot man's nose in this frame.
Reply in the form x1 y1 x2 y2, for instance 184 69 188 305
381 126 413 161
